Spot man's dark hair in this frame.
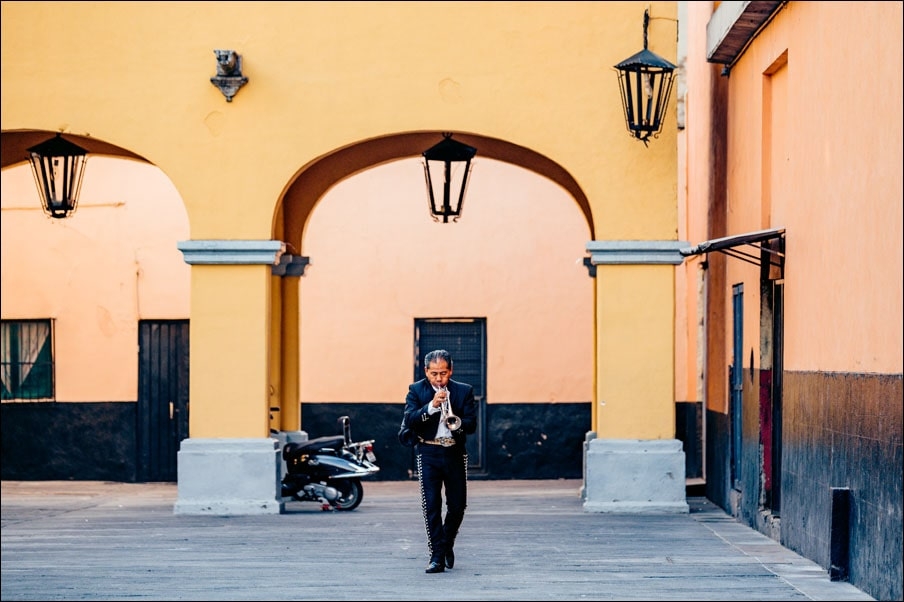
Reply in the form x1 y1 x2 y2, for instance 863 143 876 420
424 349 452 368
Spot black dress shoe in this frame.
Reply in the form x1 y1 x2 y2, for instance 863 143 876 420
425 560 445 574
444 548 455 569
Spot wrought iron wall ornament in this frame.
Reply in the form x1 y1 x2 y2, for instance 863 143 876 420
210 49 248 102
614 9 677 146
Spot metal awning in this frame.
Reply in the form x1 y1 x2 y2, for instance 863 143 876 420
679 227 785 269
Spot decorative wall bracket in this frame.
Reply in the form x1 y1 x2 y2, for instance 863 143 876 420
272 254 310 277
210 49 248 102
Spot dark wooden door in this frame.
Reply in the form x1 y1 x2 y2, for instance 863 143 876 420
137 320 189 482
414 318 487 475
731 285 743 491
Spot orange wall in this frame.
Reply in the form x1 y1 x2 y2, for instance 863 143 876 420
679 0 903 404
724 2 902 374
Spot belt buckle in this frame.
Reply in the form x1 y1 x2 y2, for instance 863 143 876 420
439 437 454 447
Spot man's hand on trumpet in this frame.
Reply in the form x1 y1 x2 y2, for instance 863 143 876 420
432 387 448 409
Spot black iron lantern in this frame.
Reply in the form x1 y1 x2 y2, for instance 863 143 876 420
27 133 89 219
422 133 477 223
614 9 677 146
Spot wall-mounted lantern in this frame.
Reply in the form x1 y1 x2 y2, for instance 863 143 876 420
422 133 477 223
27 133 89 219
614 9 677 146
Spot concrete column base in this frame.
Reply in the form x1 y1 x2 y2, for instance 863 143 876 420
174 438 283 515
583 438 689 514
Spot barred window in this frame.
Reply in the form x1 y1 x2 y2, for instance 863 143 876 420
1 319 54 400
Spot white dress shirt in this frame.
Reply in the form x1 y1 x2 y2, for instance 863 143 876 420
428 386 454 439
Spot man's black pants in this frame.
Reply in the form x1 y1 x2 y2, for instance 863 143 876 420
416 444 468 562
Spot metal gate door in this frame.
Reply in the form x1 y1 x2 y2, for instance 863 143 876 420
137 320 189 482
415 318 487 475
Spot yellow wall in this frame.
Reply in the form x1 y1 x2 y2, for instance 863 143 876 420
596 264 676 438
189 264 274 437
2 1 680 440
1 1 677 238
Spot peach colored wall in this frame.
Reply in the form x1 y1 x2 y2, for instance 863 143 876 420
2 156 593 409
725 2 902 374
0 158 190 402
300 158 594 404
680 1 903 392
674 1 716 406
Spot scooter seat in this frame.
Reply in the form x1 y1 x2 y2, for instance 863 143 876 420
284 435 346 459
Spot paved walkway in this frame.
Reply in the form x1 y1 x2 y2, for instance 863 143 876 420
1 480 875 601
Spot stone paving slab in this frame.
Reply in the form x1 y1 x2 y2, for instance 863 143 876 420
1 480 875 601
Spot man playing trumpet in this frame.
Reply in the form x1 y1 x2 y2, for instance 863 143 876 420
402 349 478 573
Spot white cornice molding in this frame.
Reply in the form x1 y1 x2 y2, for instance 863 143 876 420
177 240 285 265
586 240 688 265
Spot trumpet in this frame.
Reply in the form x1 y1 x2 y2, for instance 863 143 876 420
440 388 462 431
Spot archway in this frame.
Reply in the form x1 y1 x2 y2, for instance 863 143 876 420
291 153 595 480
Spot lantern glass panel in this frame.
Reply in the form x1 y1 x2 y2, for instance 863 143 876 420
424 158 472 222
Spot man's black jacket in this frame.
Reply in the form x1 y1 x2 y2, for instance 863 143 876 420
402 378 477 449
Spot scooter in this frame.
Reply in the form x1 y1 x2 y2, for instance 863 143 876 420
280 415 380 510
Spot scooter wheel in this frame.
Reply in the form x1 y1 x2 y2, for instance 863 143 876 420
330 479 364 511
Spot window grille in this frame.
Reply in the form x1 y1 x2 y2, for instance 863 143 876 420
1 319 54 400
